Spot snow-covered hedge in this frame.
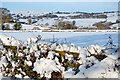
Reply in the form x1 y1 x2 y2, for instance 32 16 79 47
0 34 119 79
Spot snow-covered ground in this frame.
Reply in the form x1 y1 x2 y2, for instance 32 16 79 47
21 24 49 30
110 23 119 29
34 18 105 28
0 11 119 79
33 17 118 28
63 18 106 28
0 31 118 47
0 32 119 79
10 11 119 28
54 13 80 17
33 18 58 27
4 23 50 30
11 11 49 17
107 16 118 23
106 12 118 23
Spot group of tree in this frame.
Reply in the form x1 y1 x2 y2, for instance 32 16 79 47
70 14 107 19
38 14 58 18
93 19 119 30
0 8 22 30
0 8 12 30
28 18 32 25
1 24 10 30
13 23 22 30
57 21 77 30
92 22 112 30
2 23 22 30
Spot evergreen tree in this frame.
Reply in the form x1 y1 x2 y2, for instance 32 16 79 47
13 23 22 30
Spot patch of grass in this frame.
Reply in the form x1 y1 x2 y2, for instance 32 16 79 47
53 50 79 58
91 54 107 60
4 45 17 53
68 52 79 57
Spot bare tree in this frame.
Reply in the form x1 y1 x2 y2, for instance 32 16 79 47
6 24 10 30
28 18 32 25
0 8 12 30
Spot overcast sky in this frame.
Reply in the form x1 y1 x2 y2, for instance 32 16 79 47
1 0 119 2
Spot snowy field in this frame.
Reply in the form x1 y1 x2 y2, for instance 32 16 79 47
0 31 119 79
63 18 106 28
0 31 118 47
33 18 106 28
9 11 118 28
